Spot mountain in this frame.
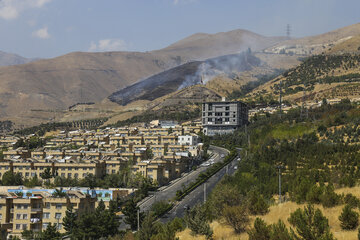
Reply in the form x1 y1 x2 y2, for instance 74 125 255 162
0 50 37 66
108 52 262 105
0 29 287 127
157 29 287 60
265 23 360 55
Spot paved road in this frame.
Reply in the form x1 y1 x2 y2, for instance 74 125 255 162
159 148 239 222
138 145 229 212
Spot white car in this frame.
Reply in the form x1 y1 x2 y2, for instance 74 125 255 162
234 166 238 170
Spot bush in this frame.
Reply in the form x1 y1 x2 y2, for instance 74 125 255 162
344 194 360 208
223 204 249 234
288 205 335 240
248 190 269 215
248 218 271 240
184 204 213 239
339 204 359 230
320 184 341 208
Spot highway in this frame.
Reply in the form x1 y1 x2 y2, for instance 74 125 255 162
159 146 239 222
138 145 230 213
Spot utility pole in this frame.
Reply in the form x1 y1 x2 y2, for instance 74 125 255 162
286 24 291 39
204 182 206 202
279 81 282 118
276 165 285 203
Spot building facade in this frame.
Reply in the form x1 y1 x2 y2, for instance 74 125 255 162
202 101 248 136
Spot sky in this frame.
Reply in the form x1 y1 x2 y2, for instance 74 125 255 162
0 0 359 59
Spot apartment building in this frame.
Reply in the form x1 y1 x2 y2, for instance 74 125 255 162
202 100 248 136
0 189 97 238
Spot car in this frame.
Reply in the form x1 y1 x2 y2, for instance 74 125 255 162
234 166 238 170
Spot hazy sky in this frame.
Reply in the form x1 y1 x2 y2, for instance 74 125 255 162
0 0 359 58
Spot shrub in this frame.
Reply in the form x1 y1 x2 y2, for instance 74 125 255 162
248 190 269 215
248 218 271 240
339 204 359 230
288 204 335 240
223 204 249 234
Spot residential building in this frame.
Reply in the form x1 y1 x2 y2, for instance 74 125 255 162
202 100 248 136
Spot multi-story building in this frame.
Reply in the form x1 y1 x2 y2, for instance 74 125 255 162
0 189 97 238
202 100 248 136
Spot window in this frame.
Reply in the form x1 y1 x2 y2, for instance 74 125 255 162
225 118 230 122
16 214 21 219
23 214 28 220
0 213 2 220
45 203 50 209
42 223 49 229
25 172 29 177
17 205 21 209
22 224 27 230
23 204 28 209
56 204 62 209
16 224 21 230
55 213 61 219
57 223 62 230
225 112 229 116
74 173 78 178
43 212 50 219
61 173 65 177
208 112 212 116
67 173 72 178
225 106 230 110
208 104 212 111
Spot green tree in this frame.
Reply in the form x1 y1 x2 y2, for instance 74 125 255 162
339 204 359 230
223 204 249 234
21 229 38 240
138 212 159 240
248 190 269 215
248 218 271 240
184 204 213 239
288 204 335 240
2 171 23 185
40 168 53 179
123 198 143 231
63 205 77 237
52 188 67 198
270 220 293 240
41 223 61 240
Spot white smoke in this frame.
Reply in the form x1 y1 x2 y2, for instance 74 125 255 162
178 51 259 90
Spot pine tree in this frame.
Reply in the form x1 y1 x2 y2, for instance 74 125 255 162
288 204 335 240
339 204 359 230
123 198 143 230
248 218 271 240
63 205 77 237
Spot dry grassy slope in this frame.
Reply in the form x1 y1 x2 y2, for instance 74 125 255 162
59 53 301 126
158 29 287 60
176 187 360 240
248 55 360 104
265 23 360 55
0 29 287 127
327 35 360 54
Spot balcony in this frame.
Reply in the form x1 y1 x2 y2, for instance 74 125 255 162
30 218 41 224
31 208 42 213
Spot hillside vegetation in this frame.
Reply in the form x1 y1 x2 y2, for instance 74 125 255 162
249 54 360 104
